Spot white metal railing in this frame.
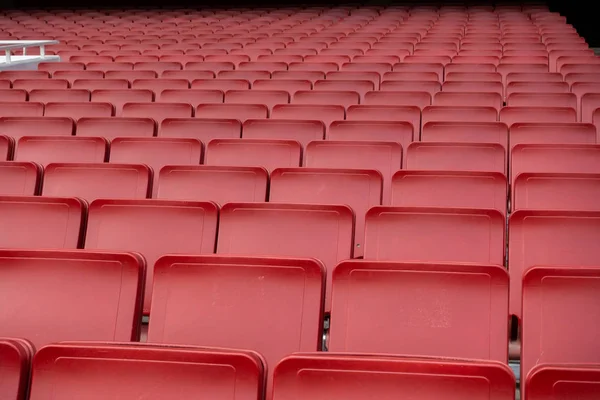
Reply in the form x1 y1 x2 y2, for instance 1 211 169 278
0 40 59 64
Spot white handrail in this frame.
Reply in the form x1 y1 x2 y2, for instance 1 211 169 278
0 40 58 64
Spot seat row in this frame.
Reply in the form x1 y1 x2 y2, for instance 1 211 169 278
12 341 596 400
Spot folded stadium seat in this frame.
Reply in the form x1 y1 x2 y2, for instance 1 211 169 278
115 55 160 64
328 119 413 153
14 134 107 165
0 70 49 82
104 70 157 84
393 165 508 212
328 260 509 361
251 79 311 96
28 89 90 104
156 165 268 203
291 90 359 109
131 78 190 98
379 81 441 99
50 71 106 84
161 70 215 82
525 364 600 400
133 61 183 75
441 81 503 97
506 93 578 112
184 61 235 75
215 201 353 311
496 64 550 85
500 106 577 127
0 250 143 350
505 72 564 86
42 163 150 202
304 140 401 204
191 79 251 91
382 71 439 83
564 72 600 86
76 117 155 140
271 70 325 83
0 161 40 196
29 343 265 400
0 337 32 400
0 89 26 102
433 92 503 112
205 139 301 172
122 102 193 126
0 80 10 89
444 71 502 83
340 62 393 77
513 172 600 212
87 62 134 72
237 61 289 74
37 62 85 74
109 137 202 196
505 82 570 98
0 196 83 249
269 103 344 130
509 123 596 151
0 102 44 118
445 63 499 76
511 210 600 326
363 204 505 264
346 105 421 136
217 70 270 84
256 54 303 64
313 80 374 102
304 55 352 68
422 106 498 130
561 63 600 76
570 82 600 119
68 55 114 65
12 78 68 91
84 198 218 314
195 103 268 123
225 90 289 113
0 116 73 142
288 62 338 74
158 118 242 142
557 56 600 74
362 90 431 110
158 89 224 108
71 79 129 91
580 93 600 123
272 354 515 400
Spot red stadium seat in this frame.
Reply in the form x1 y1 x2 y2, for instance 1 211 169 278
252 79 312 96
91 89 153 116
329 120 414 155
526 364 600 400
218 70 271 83
271 70 325 83
104 70 157 83
441 81 503 96
72 79 129 90
272 354 515 400
205 139 302 172
42 163 151 202
506 72 564 85
242 119 325 148
0 161 40 195
131 78 189 96
13 79 69 90
0 337 31 400
444 72 502 82
271 104 345 129
216 202 354 314
292 90 359 108
76 117 155 139
346 105 420 134
0 102 44 117
0 89 26 102
406 142 506 174
305 140 402 204
157 165 268 203
225 90 289 112
364 206 505 266
500 107 577 126
509 123 596 149
44 102 113 120
15 136 107 166
122 102 193 125
392 62 444 81
161 70 215 82
196 104 268 123
84 199 218 314
159 118 242 141
148 254 323 400
0 70 49 81
510 210 600 320
506 93 577 110
433 92 503 111
29 343 264 400
505 81 570 97
329 260 509 361
422 106 498 131
159 89 224 107
270 166 382 259
392 170 507 215
0 250 143 349
0 116 73 140
364 91 431 109
28 89 90 103
514 172 600 211
0 197 83 249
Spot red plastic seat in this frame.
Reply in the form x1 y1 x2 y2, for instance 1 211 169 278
84 199 218 314
444 71 502 82
329 260 509 361
392 170 507 215
510 210 600 320
185 61 235 74
506 72 564 85
43 163 150 203
0 117 73 140
433 92 503 111
564 73 600 86
122 102 193 125
509 122 596 149
363 91 431 109
15 134 106 166
271 71 325 83
252 79 311 96
157 165 268 204
514 172 600 212
422 106 498 131
441 81 503 96
497 63 549 84
500 106 577 127
382 71 440 83
0 161 40 196
38 62 85 74
526 364 600 400
392 62 444 80
216 202 354 314
0 70 49 82
0 102 44 117
161 70 214 82
272 354 515 400
505 82 570 98
225 90 288 112
195 104 268 123
44 102 113 120
149 254 322 400
305 140 402 204
406 141 506 174
76 117 155 140
133 61 182 74
379 80 441 97
158 89 223 107
326 71 381 89
110 137 202 196
364 206 505 265
13 79 69 91
29 89 90 103
292 90 359 108
271 104 345 129
445 65 499 76
159 118 241 142
90 89 152 116
72 78 129 90
346 105 421 134
0 89 26 102
242 119 324 148
580 93 600 123
104 70 157 83
29 343 264 400
506 93 577 110
0 337 31 400
205 139 301 172
238 62 288 74
131 78 189 96
0 197 83 249
0 250 143 349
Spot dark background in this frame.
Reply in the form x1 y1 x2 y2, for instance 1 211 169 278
2 2 593 46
